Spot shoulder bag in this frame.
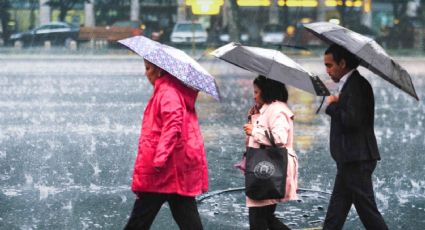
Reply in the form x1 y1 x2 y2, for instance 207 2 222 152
245 130 288 200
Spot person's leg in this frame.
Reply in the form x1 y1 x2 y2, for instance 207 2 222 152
349 161 388 230
168 194 203 230
124 192 166 230
266 204 291 230
249 206 268 230
323 166 353 230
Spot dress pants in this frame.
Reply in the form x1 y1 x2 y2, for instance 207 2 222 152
323 160 388 230
249 204 291 230
124 192 203 230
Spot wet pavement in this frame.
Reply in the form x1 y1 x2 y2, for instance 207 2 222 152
0 54 424 229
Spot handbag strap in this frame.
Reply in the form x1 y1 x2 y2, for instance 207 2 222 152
264 130 277 148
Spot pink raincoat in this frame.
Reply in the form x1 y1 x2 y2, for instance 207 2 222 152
131 73 208 197
246 101 298 207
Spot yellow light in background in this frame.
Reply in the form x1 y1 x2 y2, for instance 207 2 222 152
324 0 337 6
277 0 285 6
275 0 363 7
363 0 371 12
329 18 340 24
189 0 224 15
346 0 362 7
191 3 220 15
325 0 363 7
355 0 363 7
285 0 318 7
394 19 400 25
186 0 224 5
286 25 295 36
237 0 271 6
300 17 312 24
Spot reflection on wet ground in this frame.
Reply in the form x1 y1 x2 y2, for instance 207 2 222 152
0 55 424 229
197 188 330 229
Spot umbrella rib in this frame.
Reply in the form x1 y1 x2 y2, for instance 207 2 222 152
265 51 278 78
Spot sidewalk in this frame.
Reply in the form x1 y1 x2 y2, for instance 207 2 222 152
2 46 425 62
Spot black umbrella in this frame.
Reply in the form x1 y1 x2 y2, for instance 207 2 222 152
304 22 419 100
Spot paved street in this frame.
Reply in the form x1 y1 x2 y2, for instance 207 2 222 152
0 53 424 229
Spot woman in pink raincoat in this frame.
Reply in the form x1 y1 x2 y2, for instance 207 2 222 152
124 60 208 230
243 75 298 230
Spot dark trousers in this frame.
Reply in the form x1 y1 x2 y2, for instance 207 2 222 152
249 204 291 230
323 160 388 230
124 192 203 230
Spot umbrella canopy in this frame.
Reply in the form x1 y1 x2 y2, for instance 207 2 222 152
118 36 220 100
210 42 330 96
303 22 419 100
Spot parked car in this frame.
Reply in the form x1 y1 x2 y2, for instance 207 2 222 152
170 22 208 45
219 33 249 44
261 24 285 45
218 26 250 44
9 22 79 47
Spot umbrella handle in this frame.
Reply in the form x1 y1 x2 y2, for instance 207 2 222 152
316 96 326 114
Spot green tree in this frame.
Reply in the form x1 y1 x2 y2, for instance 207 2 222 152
0 0 11 43
45 0 89 22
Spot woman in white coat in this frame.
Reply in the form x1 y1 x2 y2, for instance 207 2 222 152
243 75 298 230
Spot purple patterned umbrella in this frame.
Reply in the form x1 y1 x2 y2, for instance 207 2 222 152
118 36 220 100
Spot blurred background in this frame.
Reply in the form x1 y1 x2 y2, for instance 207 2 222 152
0 0 424 54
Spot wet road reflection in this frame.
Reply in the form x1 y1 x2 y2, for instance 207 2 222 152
0 56 424 229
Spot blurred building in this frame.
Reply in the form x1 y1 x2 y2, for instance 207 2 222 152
7 1 84 33
4 0 423 48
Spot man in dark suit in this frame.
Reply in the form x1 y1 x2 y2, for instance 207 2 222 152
322 44 388 230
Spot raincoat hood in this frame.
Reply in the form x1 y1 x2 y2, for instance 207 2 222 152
154 73 198 111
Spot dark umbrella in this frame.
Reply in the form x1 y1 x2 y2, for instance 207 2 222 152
304 22 419 100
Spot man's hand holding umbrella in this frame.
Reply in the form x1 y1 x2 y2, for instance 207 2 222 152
326 94 339 105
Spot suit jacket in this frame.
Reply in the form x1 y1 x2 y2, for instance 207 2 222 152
325 70 380 163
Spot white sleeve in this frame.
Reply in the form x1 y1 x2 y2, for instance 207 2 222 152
251 111 290 146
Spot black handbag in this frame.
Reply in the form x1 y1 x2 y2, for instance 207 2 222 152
245 130 288 200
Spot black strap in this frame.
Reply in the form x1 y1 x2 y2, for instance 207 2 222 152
316 96 326 114
264 130 277 148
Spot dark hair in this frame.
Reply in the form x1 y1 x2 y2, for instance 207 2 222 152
253 75 288 103
325 44 360 70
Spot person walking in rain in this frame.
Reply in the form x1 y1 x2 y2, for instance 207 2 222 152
322 44 388 230
243 75 298 230
124 59 208 230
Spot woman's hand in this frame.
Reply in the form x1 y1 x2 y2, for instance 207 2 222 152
244 123 253 136
247 105 260 123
